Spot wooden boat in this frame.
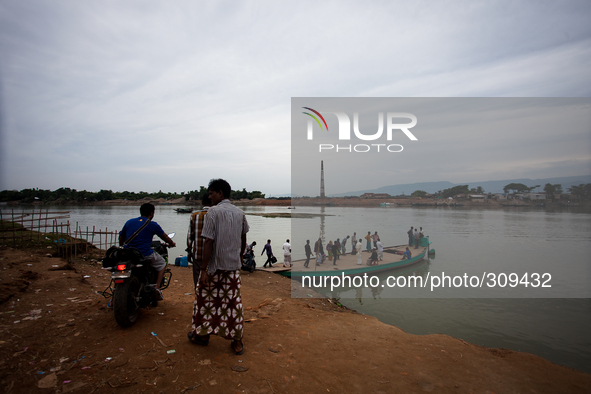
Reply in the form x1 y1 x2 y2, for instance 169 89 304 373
264 237 433 278
174 208 193 213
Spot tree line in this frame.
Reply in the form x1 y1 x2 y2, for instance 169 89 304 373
411 185 485 199
184 187 265 201
501 182 591 200
0 187 265 204
409 183 591 200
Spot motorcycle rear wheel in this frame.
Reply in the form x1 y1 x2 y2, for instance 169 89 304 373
113 276 141 327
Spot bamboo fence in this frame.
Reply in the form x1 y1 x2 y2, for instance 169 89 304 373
0 209 119 260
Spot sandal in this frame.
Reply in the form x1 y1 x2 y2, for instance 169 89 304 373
231 340 244 355
187 332 209 346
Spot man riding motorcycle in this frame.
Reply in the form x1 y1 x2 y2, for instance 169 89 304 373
119 203 175 299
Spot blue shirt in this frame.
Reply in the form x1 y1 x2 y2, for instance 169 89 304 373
262 243 273 256
120 216 164 256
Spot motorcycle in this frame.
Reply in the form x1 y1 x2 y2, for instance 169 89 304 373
101 233 175 327
241 251 256 273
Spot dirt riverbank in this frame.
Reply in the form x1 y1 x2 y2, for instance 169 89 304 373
7 196 588 209
1 246 590 393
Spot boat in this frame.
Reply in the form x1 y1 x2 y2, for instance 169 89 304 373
174 208 193 213
263 237 433 278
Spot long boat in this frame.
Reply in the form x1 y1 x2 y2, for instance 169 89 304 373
174 208 193 213
264 237 433 278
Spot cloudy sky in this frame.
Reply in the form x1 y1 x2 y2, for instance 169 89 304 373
1 1 590 196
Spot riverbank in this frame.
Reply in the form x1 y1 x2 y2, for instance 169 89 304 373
293 197 590 209
0 246 589 393
3 196 588 210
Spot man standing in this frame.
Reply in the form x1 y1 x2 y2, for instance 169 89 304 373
372 231 379 249
188 179 249 356
314 237 324 265
356 239 363 265
365 232 372 251
376 239 384 261
332 241 339 265
304 240 312 268
119 203 176 300
261 240 274 268
407 226 414 246
283 239 292 267
341 235 349 255
414 227 420 249
186 194 212 289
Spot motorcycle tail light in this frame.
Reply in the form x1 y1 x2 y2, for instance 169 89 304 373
117 264 127 271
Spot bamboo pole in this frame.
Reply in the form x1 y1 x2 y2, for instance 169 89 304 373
74 222 79 260
20 209 25 245
37 209 41 242
12 210 16 245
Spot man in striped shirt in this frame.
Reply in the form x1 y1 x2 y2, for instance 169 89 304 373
188 179 249 356
186 194 212 289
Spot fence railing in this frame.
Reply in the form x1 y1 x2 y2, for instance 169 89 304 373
0 209 119 260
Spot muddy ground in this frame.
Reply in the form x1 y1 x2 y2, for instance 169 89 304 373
1 246 590 393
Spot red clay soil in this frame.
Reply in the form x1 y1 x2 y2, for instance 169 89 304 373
1 246 590 393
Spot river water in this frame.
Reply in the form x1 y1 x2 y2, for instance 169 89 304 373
13 204 591 373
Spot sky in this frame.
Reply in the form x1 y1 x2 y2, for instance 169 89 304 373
1 1 590 196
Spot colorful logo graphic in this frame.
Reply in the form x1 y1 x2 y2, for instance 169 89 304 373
302 107 329 131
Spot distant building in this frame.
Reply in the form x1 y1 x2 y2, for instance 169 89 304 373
489 194 507 201
468 194 486 201
523 193 546 200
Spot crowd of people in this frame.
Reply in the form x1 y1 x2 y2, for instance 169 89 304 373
309 225 425 267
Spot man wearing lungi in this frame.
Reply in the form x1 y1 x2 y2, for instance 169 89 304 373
188 179 249 355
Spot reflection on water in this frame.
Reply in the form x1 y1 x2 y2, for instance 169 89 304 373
317 258 432 302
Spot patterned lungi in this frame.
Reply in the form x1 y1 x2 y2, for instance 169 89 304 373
192 270 244 341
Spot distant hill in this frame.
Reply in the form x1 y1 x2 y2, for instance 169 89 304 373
329 175 591 197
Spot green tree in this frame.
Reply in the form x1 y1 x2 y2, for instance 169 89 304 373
568 184 591 200
411 190 427 198
96 189 114 201
543 183 563 200
248 190 265 199
440 185 470 199
503 183 531 194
